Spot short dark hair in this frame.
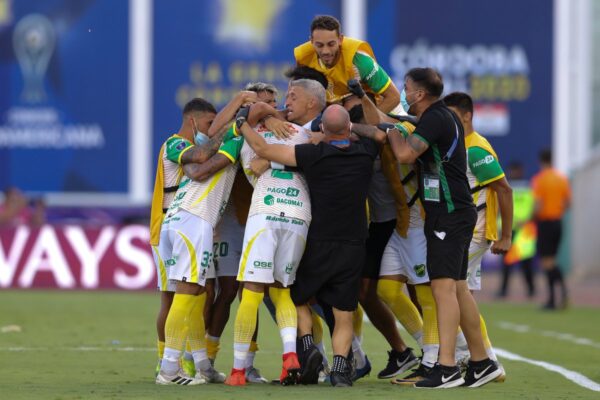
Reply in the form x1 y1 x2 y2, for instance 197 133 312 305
405 68 444 98
310 15 341 36
539 149 552 164
285 65 328 90
183 98 216 116
443 92 473 115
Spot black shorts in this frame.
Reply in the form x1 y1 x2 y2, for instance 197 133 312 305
536 220 562 257
363 219 397 279
424 207 477 281
291 240 364 312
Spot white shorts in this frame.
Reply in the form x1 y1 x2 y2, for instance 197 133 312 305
159 210 214 286
152 245 176 292
237 214 308 287
467 241 490 290
379 228 430 285
212 215 245 278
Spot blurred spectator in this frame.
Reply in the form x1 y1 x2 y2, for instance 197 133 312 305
497 161 536 298
0 187 46 227
532 150 571 310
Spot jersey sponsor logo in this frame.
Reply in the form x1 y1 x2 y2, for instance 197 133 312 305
266 187 300 197
276 198 303 207
413 264 426 277
473 154 495 167
264 195 275 205
253 260 273 269
365 62 380 81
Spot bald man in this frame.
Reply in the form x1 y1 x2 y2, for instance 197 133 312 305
236 104 379 387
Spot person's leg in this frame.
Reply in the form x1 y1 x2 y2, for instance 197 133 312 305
156 291 174 367
430 278 460 367
269 284 300 384
226 282 264 385
499 261 512 297
377 278 423 346
521 258 535 297
206 276 239 361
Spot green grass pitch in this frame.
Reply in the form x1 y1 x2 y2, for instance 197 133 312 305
1 290 599 399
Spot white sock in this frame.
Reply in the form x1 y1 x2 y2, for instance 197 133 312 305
234 342 250 370
422 344 439 368
280 327 297 354
413 331 424 348
161 347 181 376
245 351 256 369
486 346 498 362
192 348 211 371
183 351 193 361
352 335 367 369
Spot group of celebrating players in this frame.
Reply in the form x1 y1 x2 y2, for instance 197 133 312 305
149 15 512 389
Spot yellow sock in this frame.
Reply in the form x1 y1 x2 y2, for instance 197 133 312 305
269 287 297 354
206 335 220 360
353 305 364 338
188 293 207 353
311 310 324 345
479 314 498 361
157 340 165 359
164 293 195 352
415 285 438 345
377 279 423 343
234 288 264 344
415 284 439 367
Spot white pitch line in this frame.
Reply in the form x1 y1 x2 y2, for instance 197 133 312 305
0 346 155 352
497 321 600 350
496 348 600 392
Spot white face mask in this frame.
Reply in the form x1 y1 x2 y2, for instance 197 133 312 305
192 119 209 146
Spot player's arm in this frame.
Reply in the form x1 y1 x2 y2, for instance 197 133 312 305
183 153 231 182
238 120 297 167
351 123 387 144
180 124 229 164
246 102 295 138
387 129 428 164
489 177 514 254
352 52 400 113
208 90 257 137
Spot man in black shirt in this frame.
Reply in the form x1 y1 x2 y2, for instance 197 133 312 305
236 104 378 387
385 68 501 388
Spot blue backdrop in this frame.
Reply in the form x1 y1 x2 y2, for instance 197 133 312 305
0 0 128 193
369 0 553 177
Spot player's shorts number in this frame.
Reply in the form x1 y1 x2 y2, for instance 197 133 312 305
212 242 229 259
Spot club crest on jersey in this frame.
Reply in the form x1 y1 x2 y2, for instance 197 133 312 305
414 264 426 277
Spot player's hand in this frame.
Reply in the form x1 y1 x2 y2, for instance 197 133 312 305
491 237 511 255
347 79 365 98
235 106 250 131
238 90 258 106
264 116 296 139
250 157 270 177
309 130 325 144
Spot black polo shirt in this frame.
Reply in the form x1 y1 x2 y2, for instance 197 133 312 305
413 100 474 215
294 137 378 241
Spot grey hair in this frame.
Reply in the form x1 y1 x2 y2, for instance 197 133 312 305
289 79 326 110
245 82 278 97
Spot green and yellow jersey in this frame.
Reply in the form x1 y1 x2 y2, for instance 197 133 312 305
465 131 505 244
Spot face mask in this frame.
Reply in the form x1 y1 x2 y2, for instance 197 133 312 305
400 89 411 113
194 131 209 146
192 119 210 146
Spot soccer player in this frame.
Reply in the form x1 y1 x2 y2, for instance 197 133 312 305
531 149 571 309
294 15 400 112
154 99 248 385
225 81 324 387
445 91 513 381
238 104 379 387
150 98 224 379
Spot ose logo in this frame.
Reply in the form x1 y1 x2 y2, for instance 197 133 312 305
264 195 274 205
253 261 273 269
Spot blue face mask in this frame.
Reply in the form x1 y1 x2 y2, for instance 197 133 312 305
400 89 411 113
194 131 209 146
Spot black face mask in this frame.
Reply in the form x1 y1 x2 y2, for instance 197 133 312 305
348 104 364 123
